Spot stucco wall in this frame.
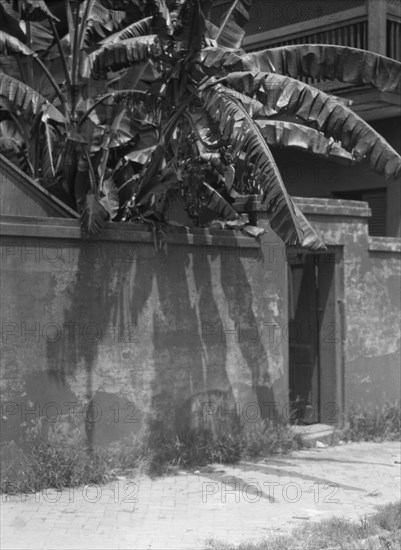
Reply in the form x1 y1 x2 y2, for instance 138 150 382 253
0 218 287 448
1 198 400 450
298 198 401 411
345 238 401 406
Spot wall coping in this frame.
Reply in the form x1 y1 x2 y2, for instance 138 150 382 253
295 197 371 218
234 196 372 218
0 194 375 249
368 236 401 254
0 215 261 249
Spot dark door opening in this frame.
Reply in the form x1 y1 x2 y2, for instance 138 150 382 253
288 250 342 425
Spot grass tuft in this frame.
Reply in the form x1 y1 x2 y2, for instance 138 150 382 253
344 401 400 443
206 501 401 550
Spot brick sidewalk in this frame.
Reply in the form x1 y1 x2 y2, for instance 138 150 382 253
1 442 400 550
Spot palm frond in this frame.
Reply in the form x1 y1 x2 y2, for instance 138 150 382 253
201 86 325 249
222 71 401 179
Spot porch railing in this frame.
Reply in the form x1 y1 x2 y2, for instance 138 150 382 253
243 0 400 61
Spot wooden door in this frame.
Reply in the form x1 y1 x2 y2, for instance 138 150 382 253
288 254 319 424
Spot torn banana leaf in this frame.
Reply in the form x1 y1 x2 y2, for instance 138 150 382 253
201 86 326 250
222 71 401 179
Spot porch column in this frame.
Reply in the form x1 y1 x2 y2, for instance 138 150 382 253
367 0 387 55
387 177 401 237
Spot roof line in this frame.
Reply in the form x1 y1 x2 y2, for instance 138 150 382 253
0 153 79 219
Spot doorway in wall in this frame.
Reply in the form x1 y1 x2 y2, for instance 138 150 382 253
287 249 343 425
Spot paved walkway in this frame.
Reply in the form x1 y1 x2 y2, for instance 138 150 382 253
1 442 400 549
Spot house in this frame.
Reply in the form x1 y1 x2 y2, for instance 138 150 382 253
213 0 401 238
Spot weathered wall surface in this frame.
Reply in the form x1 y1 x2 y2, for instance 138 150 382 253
300 198 401 411
345 239 401 406
1 198 400 450
0 219 287 448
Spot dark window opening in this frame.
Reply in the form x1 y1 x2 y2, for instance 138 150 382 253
333 188 387 236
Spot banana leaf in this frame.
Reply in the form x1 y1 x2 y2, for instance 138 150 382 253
216 0 253 49
0 72 65 123
20 0 59 22
0 30 37 56
0 3 26 42
200 182 238 221
201 45 401 94
0 119 31 173
249 45 401 94
99 176 120 220
39 119 60 180
255 120 355 164
173 0 212 55
148 0 174 38
201 86 325 249
222 71 401 179
88 35 161 79
80 193 110 235
78 0 127 47
100 17 153 44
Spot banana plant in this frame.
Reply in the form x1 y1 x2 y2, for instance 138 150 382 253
0 0 156 230
1 0 401 248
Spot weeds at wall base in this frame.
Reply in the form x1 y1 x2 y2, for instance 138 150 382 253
1 402 399 495
343 401 400 443
1 418 304 494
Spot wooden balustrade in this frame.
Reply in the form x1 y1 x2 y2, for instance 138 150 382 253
241 0 400 62
246 21 368 52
